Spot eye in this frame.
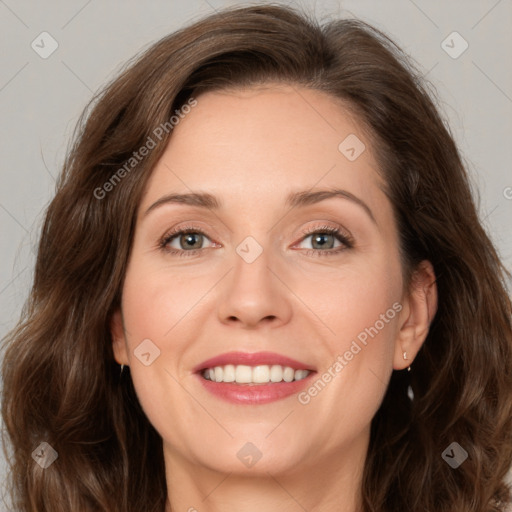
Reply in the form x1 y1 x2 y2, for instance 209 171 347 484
159 226 215 256
295 225 353 256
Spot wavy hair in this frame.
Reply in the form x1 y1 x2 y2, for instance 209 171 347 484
2 4 512 511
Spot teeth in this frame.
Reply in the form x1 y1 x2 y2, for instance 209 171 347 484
235 365 252 383
283 367 295 382
223 364 235 382
295 369 310 380
201 364 311 384
270 365 282 382
253 365 270 383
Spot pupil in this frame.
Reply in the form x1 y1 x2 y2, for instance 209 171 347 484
313 233 333 249
182 233 202 249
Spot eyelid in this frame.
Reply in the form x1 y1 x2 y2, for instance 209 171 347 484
294 222 353 244
291 223 354 255
158 223 217 250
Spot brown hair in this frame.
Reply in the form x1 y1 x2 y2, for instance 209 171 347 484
2 3 511 511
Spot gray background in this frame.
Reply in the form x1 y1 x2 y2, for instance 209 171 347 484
1 0 511 505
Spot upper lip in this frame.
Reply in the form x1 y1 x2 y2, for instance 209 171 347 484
193 351 316 373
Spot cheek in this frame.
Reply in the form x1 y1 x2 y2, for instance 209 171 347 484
293 254 402 419
121 259 211 342
119 263 203 442
299 254 402 353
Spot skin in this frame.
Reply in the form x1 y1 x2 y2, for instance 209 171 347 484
111 84 437 512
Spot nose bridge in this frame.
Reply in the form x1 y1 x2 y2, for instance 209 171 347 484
216 232 291 327
231 232 275 301
233 234 272 288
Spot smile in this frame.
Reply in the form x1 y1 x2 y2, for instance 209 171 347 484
194 351 316 404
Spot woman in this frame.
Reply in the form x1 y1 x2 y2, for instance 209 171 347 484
2 4 511 511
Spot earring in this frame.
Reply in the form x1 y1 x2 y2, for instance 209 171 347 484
120 364 125 375
403 352 411 372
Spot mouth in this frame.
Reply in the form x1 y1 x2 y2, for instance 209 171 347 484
193 352 316 404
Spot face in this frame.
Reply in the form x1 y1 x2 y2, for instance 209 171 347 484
111 84 429 479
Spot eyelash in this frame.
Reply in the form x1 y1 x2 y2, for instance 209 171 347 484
158 224 354 258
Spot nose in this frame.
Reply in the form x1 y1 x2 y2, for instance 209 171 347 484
216 244 292 329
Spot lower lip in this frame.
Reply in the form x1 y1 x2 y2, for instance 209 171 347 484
195 372 316 405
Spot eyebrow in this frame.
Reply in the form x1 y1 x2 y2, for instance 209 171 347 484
143 188 376 224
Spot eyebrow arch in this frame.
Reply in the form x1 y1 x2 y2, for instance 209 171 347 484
286 188 376 224
143 188 376 224
144 192 221 217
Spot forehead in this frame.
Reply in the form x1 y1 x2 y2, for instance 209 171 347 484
139 84 387 219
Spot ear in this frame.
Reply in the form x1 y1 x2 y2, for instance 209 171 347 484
110 309 130 366
393 260 438 370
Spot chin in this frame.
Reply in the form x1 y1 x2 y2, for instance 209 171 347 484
186 438 307 476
